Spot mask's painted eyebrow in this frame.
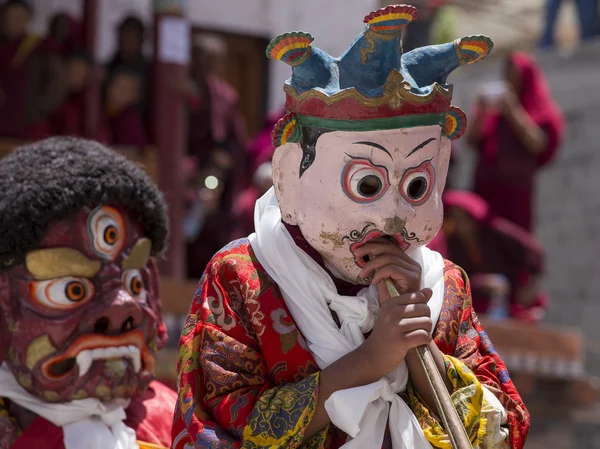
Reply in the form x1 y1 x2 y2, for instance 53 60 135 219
122 238 152 271
352 141 393 160
25 248 101 280
405 137 437 158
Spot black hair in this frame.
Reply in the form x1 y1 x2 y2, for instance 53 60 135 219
3 0 33 15
118 15 145 36
299 126 333 177
48 12 68 34
0 137 168 270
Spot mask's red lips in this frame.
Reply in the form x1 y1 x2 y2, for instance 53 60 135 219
350 231 410 267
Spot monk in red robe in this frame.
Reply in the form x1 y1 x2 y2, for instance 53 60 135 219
48 13 84 59
50 51 90 137
183 34 248 278
246 109 283 172
0 0 66 139
440 190 547 322
105 15 150 125
185 34 247 169
466 51 565 231
104 68 147 148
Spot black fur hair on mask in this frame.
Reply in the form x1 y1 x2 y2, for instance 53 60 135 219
0 137 168 270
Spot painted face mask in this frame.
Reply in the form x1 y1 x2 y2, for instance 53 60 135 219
0 206 163 402
275 126 450 283
0 138 169 403
268 5 493 283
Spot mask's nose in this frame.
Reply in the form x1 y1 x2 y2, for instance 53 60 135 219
81 289 143 335
383 216 406 235
92 314 135 335
367 191 416 235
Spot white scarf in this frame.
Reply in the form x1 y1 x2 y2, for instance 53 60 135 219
249 188 445 449
0 363 139 449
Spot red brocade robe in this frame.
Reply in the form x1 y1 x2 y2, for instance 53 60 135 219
172 239 530 448
0 381 176 449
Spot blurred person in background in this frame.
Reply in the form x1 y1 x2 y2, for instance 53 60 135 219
47 12 84 58
229 161 273 240
445 142 460 190
104 67 147 147
184 147 239 279
180 33 248 278
426 142 459 256
540 0 599 48
440 190 547 322
184 33 247 171
466 51 565 232
246 109 282 172
0 0 66 139
105 15 149 121
106 15 148 81
50 50 90 137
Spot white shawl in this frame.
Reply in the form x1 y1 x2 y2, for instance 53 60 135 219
249 187 445 449
0 363 139 449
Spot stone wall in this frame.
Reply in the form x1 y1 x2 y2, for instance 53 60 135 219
451 41 600 376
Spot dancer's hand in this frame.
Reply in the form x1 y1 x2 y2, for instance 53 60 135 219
355 240 432 376
359 288 433 377
355 239 421 293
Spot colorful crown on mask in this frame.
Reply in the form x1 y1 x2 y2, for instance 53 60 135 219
267 4 493 147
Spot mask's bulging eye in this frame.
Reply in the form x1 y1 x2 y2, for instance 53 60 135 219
88 206 125 260
32 277 95 310
103 225 118 245
400 160 435 206
342 158 389 203
65 281 86 301
407 176 427 199
123 269 147 303
357 175 382 197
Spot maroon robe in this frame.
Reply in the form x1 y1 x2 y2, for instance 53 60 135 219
50 92 86 137
0 35 41 138
186 75 246 167
473 52 564 231
246 110 282 172
47 14 85 59
107 105 147 148
185 75 248 278
441 190 547 322
0 35 64 139
230 185 261 240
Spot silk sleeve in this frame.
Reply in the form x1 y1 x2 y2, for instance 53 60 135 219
171 249 329 449
407 263 530 449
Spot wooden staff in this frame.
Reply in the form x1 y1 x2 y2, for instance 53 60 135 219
383 278 473 449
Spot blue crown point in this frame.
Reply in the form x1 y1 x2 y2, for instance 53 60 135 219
401 41 462 88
